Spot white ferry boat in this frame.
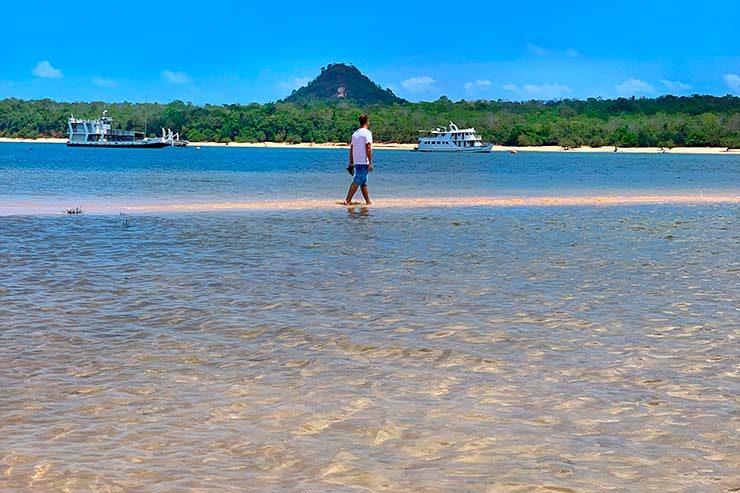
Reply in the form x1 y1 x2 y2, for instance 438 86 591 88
416 122 492 152
66 111 185 148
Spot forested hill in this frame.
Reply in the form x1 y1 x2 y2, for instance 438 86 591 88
1 94 740 148
282 63 405 105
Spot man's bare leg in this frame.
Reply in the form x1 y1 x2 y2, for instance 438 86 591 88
344 183 359 205
360 185 371 205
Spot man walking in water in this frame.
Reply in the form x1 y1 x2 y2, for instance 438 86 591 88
343 114 373 205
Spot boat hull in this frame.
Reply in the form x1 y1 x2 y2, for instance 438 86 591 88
415 143 493 153
66 141 171 149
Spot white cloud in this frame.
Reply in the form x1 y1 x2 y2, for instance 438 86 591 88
161 70 192 84
615 78 654 96
723 73 740 91
32 60 63 79
464 79 492 92
401 76 435 93
565 47 581 58
91 76 117 88
660 79 692 92
279 76 311 91
502 82 573 100
526 43 550 56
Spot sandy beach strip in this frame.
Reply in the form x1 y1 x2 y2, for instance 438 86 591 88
119 194 740 212
0 137 69 144
0 138 413 150
2 194 738 216
1 138 738 154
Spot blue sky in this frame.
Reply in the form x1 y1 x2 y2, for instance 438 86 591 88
2 0 740 104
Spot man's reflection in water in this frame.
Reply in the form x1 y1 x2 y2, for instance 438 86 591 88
346 206 371 219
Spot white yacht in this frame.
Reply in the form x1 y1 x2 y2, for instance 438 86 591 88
416 122 492 152
66 111 183 148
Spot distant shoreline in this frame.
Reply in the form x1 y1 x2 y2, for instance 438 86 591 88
0 137 737 155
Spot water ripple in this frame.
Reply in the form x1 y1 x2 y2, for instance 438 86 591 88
0 205 738 491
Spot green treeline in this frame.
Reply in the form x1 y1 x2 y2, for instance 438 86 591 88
2 95 740 147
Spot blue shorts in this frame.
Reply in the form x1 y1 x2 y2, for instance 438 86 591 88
353 165 369 186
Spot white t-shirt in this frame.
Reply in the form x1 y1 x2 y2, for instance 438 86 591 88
351 127 373 165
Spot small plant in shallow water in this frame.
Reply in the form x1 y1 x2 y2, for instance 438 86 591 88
118 211 131 228
64 206 83 215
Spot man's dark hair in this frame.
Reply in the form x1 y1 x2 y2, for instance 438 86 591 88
359 114 369 126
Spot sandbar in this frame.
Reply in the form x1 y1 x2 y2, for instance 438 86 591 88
1 194 738 216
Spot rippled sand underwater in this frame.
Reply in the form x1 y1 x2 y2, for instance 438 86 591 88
1 205 739 492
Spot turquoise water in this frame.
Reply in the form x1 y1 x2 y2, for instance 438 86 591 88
1 143 739 491
1 144 739 209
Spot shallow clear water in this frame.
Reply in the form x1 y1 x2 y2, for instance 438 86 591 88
1 144 739 491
